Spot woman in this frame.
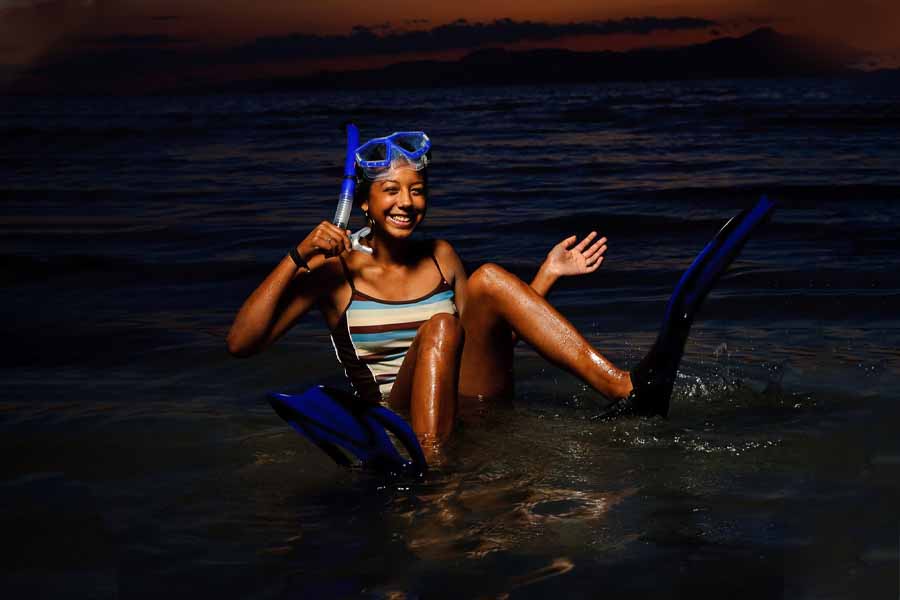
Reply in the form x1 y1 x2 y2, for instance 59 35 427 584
227 130 766 454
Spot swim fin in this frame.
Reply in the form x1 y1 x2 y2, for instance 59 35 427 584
596 196 776 420
269 385 427 476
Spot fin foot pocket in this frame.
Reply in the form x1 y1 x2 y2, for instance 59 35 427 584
618 196 776 420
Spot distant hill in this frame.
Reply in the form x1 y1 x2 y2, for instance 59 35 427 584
181 28 869 95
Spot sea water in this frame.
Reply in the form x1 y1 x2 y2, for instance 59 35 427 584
2 77 899 597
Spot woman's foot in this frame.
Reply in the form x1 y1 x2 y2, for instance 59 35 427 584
628 332 687 417
594 196 776 421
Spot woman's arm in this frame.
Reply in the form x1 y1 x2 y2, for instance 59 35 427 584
433 233 607 312
530 232 608 296
226 221 352 357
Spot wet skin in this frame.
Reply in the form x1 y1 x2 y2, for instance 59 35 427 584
227 166 632 456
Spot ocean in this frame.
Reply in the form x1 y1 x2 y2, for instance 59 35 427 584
2 77 899 598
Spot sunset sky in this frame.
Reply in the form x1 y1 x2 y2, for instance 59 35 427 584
2 0 898 93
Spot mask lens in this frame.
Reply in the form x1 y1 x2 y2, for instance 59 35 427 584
356 140 391 165
391 133 429 158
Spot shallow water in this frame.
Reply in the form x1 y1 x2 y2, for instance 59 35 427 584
2 77 899 597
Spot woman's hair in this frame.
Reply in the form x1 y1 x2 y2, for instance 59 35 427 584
353 166 374 207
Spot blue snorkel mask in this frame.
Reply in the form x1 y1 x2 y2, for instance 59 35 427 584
355 131 431 181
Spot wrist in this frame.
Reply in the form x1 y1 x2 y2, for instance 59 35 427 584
288 246 310 271
530 262 559 297
538 261 561 281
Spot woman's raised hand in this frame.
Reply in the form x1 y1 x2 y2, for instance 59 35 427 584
543 232 607 277
296 221 353 265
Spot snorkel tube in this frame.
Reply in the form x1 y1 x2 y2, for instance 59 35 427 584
334 122 372 255
333 122 358 229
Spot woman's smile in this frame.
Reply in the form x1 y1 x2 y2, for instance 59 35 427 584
386 212 415 228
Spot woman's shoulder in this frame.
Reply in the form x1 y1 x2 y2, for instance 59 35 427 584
430 238 459 260
428 238 464 279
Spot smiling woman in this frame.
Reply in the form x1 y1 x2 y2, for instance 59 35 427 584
226 129 626 453
225 128 773 458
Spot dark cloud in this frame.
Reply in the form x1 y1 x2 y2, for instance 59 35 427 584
225 16 719 64
14 15 720 93
0 0 59 9
0 64 23 80
83 34 187 46
365 22 394 33
32 45 184 77
152 15 179 21
0 0 94 14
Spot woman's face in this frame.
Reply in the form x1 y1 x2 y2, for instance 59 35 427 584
361 167 427 239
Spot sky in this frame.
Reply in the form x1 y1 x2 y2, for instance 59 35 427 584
1 0 898 93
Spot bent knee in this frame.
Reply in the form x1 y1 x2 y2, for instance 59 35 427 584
468 262 510 298
417 313 464 349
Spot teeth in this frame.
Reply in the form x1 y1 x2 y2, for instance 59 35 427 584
389 215 411 222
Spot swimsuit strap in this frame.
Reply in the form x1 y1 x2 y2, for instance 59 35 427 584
338 256 356 292
342 253 446 292
430 255 448 284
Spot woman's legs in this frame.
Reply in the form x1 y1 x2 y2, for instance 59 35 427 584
459 263 632 400
388 264 631 445
389 313 464 447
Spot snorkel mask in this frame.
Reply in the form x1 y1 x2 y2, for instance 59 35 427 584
355 131 431 181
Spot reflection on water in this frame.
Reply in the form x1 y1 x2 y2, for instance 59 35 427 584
403 473 631 561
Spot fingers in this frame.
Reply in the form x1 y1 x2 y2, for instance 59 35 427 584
586 256 604 271
558 234 578 250
307 221 352 257
323 222 352 254
323 222 352 253
552 235 578 252
573 231 597 252
583 236 608 260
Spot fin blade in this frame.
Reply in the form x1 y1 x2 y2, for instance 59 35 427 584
269 386 427 474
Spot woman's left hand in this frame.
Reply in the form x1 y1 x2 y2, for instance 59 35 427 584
543 232 607 277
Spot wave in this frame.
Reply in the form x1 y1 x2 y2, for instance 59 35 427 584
558 100 900 131
0 254 266 285
5 249 897 295
482 210 897 239
615 183 900 207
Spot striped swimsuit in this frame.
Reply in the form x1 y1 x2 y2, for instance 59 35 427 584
330 255 458 404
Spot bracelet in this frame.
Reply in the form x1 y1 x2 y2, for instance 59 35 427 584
288 247 310 271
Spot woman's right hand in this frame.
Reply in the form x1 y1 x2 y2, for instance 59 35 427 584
296 221 352 265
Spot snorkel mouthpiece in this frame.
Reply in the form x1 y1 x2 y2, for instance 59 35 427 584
350 227 371 253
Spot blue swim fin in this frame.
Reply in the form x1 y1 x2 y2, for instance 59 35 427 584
269 386 427 476
598 196 776 419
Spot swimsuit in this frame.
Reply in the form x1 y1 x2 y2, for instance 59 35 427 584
330 255 458 404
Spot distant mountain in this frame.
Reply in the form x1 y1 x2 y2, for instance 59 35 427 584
183 28 869 95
